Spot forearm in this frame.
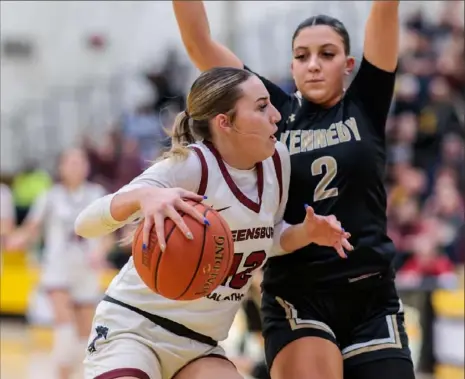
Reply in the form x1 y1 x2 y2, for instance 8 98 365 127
75 189 145 239
279 223 312 254
173 1 211 54
364 0 399 71
172 0 242 70
271 220 312 256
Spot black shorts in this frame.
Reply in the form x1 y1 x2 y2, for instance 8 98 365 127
261 277 413 371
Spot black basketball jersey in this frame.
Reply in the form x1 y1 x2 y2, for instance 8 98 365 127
246 58 397 294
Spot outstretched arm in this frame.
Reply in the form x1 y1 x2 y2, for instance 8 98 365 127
364 0 400 72
173 0 242 71
74 153 206 249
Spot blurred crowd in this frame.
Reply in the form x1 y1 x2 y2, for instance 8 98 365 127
385 5 464 279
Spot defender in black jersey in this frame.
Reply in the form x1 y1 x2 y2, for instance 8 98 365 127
174 1 415 379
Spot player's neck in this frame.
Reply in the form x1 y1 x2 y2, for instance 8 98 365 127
210 139 255 171
63 181 84 192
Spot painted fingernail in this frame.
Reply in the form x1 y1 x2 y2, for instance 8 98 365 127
186 232 193 240
160 244 166 252
304 204 309 209
342 228 345 232
344 252 348 258
142 243 147 251
204 218 210 226
203 195 208 200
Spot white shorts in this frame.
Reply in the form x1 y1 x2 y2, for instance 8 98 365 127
41 258 101 304
84 301 228 379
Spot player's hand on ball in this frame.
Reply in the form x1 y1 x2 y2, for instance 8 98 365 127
136 187 208 251
304 205 353 258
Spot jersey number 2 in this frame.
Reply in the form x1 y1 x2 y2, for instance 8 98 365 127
311 156 338 202
222 250 266 290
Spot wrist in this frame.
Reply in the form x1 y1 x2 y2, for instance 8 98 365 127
296 222 314 245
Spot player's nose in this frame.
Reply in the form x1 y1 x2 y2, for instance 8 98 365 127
270 104 282 124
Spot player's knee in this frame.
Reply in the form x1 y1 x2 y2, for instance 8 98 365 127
52 323 80 366
270 337 342 379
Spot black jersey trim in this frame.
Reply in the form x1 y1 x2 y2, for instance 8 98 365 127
102 295 218 347
271 150 283 207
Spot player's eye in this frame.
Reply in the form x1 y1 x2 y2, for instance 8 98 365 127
258 103 268 112
321 52 335 58
294 55 306 60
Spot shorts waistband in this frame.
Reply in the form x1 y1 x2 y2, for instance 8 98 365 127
102 295 218 347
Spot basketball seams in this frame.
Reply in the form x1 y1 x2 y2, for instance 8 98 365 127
212 211 235 281
154 211 185 293
175 205 209 300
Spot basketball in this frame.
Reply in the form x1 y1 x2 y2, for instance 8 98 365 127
132 200 234 301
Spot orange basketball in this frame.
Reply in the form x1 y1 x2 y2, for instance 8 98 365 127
132 200 234 301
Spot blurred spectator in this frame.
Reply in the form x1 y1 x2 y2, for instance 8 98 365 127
113 138 144 190
82 132 120 193
399 233 455 277
120 103 170 164
0 184 15 238
11 160 52 225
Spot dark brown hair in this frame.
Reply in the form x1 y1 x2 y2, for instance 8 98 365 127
292 15 351 55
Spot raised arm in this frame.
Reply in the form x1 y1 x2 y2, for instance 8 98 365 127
173 0 242 71
364 0 400 72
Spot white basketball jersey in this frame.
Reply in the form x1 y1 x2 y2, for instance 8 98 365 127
30 182 106 264
105 141 285 341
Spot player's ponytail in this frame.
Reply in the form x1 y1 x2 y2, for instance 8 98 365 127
163 111 197 159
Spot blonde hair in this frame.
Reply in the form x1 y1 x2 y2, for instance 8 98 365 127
163 67 253 159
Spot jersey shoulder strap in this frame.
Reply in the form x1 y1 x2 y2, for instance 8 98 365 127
271 150 283 207
190 146 208 196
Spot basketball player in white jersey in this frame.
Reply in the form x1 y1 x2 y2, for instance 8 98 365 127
75 67 352 379
6 148 114 379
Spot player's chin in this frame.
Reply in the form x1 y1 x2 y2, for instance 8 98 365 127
302 87 331 104
260 137 277 160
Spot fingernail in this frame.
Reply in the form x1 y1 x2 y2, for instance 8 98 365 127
304 204 309 209
204 217 210 226
142 243 147 251
342 228 345 232
344 252 348 258
203 195 208 199
160 244 166 252
186 232 193 240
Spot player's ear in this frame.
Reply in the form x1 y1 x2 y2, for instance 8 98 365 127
212 114 232 134
345 56 355 76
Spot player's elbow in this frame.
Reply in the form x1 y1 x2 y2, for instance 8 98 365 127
184 37 215 71
74 210 107 239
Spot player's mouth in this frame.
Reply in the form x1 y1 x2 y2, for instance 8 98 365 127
270 135 277 142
